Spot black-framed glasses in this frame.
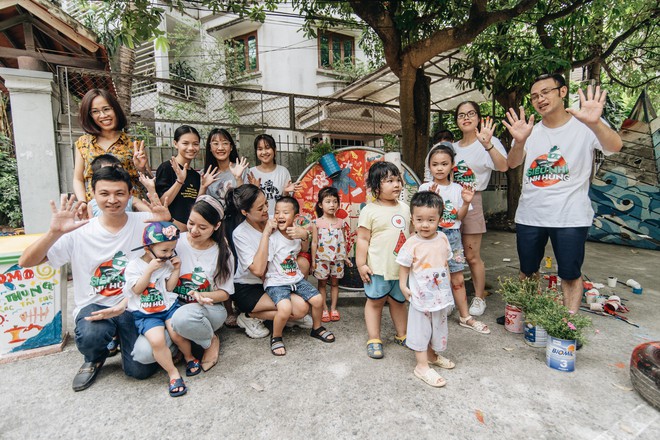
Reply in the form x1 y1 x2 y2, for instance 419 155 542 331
457 110 478 120
530 86 562 103
89 106 114 117
149 247 177 262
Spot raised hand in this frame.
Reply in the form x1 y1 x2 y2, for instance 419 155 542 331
247 171 261 187
230 157 249 180
147 258 164 272
286 225 309 240
284 180 303 195
49 194 89 234
264 218 278 235
170 256 181 270
170 157 188 183
503 106 535 144
476 116 497 148
132 140 149 172
461 185 475 204
566 85 606 127
138 172 156 195
144 192 171 222
200 165 220 190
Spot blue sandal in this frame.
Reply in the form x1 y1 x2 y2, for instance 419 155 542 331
169 378 187 397
186 358 201 377
367 339 384 359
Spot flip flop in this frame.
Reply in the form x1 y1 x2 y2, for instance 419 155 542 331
321 310 331 323
186 358 201 377
201 335 220 372
414 368 446 388
169 377 187 397
330 310 340 321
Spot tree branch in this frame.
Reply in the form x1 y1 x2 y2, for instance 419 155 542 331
536 0 592 49
602 62 660 88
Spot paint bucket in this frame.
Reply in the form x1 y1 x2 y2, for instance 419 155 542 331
318 153 342 179
504 304 525 334
524 320 548 347
546 336 576 372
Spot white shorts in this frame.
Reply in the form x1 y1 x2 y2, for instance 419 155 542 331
313 259 345 280
405 306 449 353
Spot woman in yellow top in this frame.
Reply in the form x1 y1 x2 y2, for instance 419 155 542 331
73 89 150 204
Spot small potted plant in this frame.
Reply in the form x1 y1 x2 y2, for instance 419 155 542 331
306 141 341 178
534 303 591 372
498 277 539 334
522 290 562 348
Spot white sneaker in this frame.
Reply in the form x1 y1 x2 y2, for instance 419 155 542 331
285 314 313 329
237 314 270 339
469 297 486 316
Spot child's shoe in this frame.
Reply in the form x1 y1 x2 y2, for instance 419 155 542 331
366 339 384 359
107 335 120 357
321 310 331 323
330 309 340 321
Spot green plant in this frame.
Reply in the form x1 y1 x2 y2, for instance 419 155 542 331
305 141 335 165
0 134 23 228
497 277 540 309
382 134 400 153
524 290 563 325
534 303 592 345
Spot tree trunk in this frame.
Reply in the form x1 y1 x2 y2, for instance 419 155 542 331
399 65 431 180
496 90 524 223
114 45 135 121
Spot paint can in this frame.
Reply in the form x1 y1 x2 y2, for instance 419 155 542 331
585 289 599 304
524 320 547 347
546 335 576 372
318 153 342 179
504 304 525 334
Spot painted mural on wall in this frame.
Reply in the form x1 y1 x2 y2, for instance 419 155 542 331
295 147 420 288
589 91 660 250
0 261 64 355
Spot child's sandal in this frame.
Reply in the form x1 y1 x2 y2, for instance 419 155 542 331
330 310 340 321
270 336 286 356
366 339 384 359
186 358 201 376
429 354 455 369
169 377 187 397
414 368 446 388
321 310 331 323
459 315 491 334
310 326 335 343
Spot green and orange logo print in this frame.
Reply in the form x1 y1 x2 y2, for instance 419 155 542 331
526 146 569 187
90 251 127 297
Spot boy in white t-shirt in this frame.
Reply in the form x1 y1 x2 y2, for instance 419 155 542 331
252 197 335 356
124 221 197 397
397 191 455 388
504 73 622 312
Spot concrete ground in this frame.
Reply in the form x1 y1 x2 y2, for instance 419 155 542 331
2 230 659 439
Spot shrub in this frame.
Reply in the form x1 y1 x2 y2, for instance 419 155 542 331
0 134 23 228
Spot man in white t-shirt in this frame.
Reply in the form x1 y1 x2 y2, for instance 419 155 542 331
504 73 622 313
19 167 171 391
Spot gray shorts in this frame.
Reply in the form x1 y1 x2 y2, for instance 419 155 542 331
406 306 450 353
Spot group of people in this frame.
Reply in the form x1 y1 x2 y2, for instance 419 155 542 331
19 73 621 392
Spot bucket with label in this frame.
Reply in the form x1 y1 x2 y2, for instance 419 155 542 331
504 304 525 334
318 153 342 179
524 320 548 347
546 336 576 372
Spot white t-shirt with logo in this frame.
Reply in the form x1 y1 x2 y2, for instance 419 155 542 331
452 137 507 191
249 165 292 217
264 230 303 288
47 212 151 319
123 258 178 314
418 182 466 229
515 116 607 227
174 232 234 304
232 221 265 285
395 233 454 312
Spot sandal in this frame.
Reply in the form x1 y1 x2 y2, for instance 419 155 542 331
169 377 187 397
366 339 384 359
224 313 239 328
414 368 447 388
394 334 409 348
201 334 220 372
270 336 286 356
330 310 340 321
186 358 201 376
459 315 491 334
321 310 331 323
429 354 455 369
310 326 335 343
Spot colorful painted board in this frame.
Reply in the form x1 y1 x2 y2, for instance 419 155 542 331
589 91 660 250
0 234 67 360
295 147 421 289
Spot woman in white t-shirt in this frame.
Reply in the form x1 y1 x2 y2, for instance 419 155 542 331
247 134 302 217
452 101 508 317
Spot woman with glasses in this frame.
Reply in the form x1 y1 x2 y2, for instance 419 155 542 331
451 101 508 326
74 89 150 206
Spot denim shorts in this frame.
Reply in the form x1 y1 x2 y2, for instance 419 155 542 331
363 274 406 303
441 228 466 273
515 223 589 280
266 278 320 305
132 301 180 335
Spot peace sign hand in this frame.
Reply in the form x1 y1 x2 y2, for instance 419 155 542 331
566 85 606 127
476 116 497 148
503 106 535 144
132 140 149 172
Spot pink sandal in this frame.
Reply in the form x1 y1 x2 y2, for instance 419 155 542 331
321 310 331 322
330 310 340 321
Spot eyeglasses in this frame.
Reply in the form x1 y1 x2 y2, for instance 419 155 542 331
530 87 562 103
149 247 177 262
90 106 114 117
457 110 477 120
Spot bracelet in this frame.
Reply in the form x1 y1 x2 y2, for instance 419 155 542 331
176 179 184 185
484 144 494 152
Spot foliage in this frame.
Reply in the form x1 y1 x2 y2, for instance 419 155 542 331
330 60 375 84
534 303 592 345
498 277 542 309
305 141 335 165
0 135 23 228
128 122 155 146
381 134 400 153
